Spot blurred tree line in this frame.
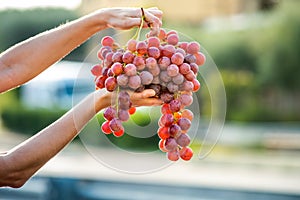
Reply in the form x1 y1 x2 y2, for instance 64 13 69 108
198 0 300 122
0 8 87 61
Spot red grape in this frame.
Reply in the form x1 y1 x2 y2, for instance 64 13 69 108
101 36 114 47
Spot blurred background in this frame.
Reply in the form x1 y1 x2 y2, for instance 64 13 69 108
0 0 300 199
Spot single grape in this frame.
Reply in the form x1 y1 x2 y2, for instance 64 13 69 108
126 39 137 52
158 28 167 41
159 139 168 152
117 74 129 87
95 75 107 89
157 126 170 140
172 74 185 85
148 47 160 59
124 63 137 76
184 71 196 81
140 71 154 85
177 117 191 131
91 64 103 76
118 109 130 122
112 51 123 63
167 34 179 45
111 62 123 76
176 133 191 147
179 146 193 161
171 53 184 66
195 52 206 66
113 128 125 137
136 41 148 55
190 63 199 75
105 77 117 92
165 138 178 151
178 42 188 51
161 103 172 114
104 52 113 67
103 106 117 121
181 109 194 121
128 107 136 115
118 91 130 104
133 56 146 71
169 99 181 113
122 51 135 64
167 64 179 77
179 94 193 107
184 54 197 64
179 63 191 75
101 121 112 134
159 113 174 127
107 68 114 77
147 37 160 48
192 79 201 92
180 80 194 92
187 41 200 55
167 150 180 161
161 45 176 58
101 67 109 76
169 124 182 138
128 75 141 89
146 57 157 69
109 118 123 132
101 36 114 47
158 56 171 70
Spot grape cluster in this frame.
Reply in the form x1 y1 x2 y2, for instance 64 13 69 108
90 28 205 161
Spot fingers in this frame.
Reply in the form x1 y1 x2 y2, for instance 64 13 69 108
128 89 163 107
142 8 162 36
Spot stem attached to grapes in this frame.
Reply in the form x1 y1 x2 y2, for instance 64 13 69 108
131 8 146 41
115 86 120 112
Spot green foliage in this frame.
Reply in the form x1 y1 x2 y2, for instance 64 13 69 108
0 8 86 61
95 110 160 151
255 0 300 90
1 106 66 135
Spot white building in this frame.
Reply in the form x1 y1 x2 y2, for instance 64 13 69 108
21 61 95 109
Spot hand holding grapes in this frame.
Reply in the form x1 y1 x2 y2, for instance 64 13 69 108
99 7 162 36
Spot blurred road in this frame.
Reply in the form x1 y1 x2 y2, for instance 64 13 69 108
1 124 300 197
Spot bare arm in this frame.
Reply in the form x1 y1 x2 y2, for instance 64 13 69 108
0 89 162 188
0 7 163 188
0 7 162 93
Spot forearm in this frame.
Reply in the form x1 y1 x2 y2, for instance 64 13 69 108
0 10 107 93
0 90 110 188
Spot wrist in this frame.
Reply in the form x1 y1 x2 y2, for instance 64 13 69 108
94 90 111 113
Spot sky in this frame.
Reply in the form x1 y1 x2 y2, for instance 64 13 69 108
0 0 82 10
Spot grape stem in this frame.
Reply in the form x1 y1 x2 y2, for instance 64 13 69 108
115 86 120 112
131 8 145 41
